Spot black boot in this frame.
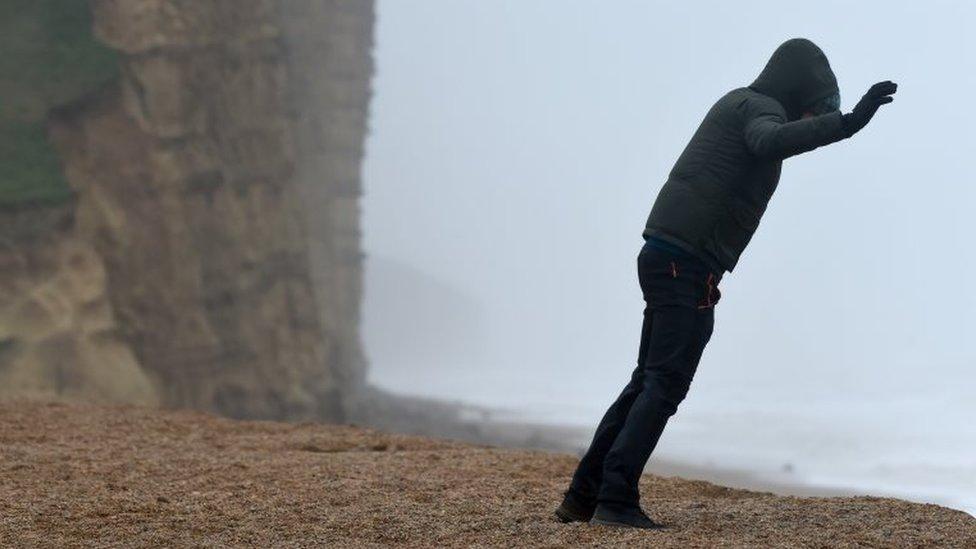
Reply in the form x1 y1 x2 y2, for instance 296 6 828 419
589 502 665 529
553 489 596 523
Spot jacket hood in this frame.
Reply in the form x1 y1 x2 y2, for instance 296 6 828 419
749 38 839 121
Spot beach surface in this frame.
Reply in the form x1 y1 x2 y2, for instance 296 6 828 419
2 401 973 547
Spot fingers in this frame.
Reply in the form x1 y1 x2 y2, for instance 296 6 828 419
868 80 898 97
877 96 894 105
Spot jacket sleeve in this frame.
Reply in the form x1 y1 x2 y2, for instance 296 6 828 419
743 104 848 160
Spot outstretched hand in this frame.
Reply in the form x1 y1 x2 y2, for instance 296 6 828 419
842 81 898 137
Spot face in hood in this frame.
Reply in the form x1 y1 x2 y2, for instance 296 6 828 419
749 38 840 121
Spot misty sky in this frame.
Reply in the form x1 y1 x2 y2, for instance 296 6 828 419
361 1 975 420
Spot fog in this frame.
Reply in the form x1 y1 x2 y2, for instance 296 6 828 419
361 1 975 512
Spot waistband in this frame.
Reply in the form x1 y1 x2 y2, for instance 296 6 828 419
645 234 693 258
643 234 724 281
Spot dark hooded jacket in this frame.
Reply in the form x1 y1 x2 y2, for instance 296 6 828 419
643 38 848 273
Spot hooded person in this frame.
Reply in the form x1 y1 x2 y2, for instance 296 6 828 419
642 37 897 273
554 38 897 529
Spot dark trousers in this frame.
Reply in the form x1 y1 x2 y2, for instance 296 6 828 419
567 240 722 507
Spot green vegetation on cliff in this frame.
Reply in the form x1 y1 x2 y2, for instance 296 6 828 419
0 0 118 207
0 121 74 206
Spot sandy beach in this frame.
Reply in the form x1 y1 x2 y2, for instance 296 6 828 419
2 400 973 547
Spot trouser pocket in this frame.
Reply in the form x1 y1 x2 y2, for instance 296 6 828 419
696 272 721 309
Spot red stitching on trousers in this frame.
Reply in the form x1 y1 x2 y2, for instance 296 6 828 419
697 272 715 309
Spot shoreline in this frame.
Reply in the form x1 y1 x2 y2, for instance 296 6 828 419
433 414 972 515
345 385 974 516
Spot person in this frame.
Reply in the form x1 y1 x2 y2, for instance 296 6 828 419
554 37 897 529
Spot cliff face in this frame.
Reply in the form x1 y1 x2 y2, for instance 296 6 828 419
0 0 375 422
277 1 374 402
0 0 144 407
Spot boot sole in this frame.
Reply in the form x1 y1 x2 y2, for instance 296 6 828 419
589 516 666 529
554 505 593 523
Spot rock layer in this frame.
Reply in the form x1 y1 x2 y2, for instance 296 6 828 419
0 207 156 405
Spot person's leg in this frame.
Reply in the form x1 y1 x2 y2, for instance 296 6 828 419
596 288 715 508
566 304 654 503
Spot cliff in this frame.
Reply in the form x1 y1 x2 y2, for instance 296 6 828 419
1 0 375 422
2 401 973 547
47 0 339 421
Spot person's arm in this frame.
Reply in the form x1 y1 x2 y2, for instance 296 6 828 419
745 81 898 161
743 109 847 160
